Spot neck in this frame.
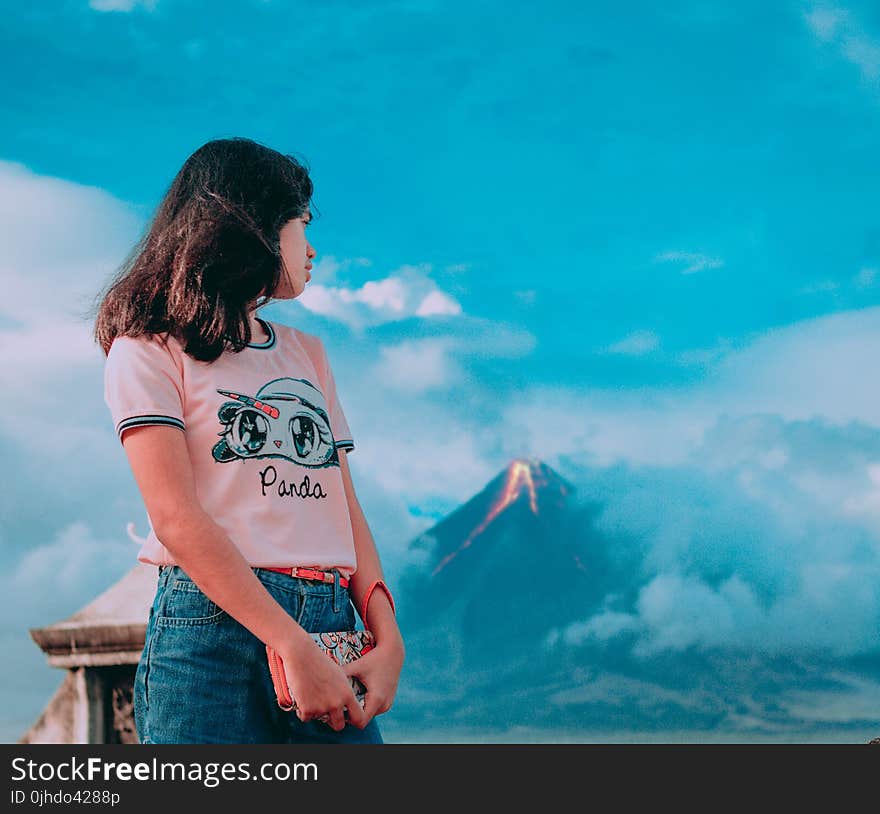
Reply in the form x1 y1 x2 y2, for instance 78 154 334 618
249 315 267 342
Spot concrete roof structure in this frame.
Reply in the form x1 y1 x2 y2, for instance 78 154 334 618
29 564 158 668
21 564 158 743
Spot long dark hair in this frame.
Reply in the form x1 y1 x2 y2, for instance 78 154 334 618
91 137 315 362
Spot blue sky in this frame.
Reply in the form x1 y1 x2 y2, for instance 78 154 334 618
2 0 880 740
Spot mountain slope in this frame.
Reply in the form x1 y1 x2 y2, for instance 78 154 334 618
389 458 880 738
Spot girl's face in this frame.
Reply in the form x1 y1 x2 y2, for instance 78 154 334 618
276 210 316 299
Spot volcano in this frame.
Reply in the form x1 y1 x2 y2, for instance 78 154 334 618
396 458 609 663
423 457 579 577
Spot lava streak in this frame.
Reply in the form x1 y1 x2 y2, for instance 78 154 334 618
432 459 542 577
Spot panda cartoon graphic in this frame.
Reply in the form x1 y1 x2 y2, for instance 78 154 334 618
212 377 342 468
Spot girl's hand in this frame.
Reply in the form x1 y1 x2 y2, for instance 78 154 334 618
278 640 369 732
341 635 405 722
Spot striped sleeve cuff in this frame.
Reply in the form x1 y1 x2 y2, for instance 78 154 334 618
116 414 186 441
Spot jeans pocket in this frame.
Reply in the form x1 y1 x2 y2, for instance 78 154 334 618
156 577 227 627
301 592 356 633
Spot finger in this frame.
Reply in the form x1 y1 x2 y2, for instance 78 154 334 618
342 650 375 678
326 707 346 732
342 660 365 680
298 707 319 724
345 689 369 729
362 691 383 721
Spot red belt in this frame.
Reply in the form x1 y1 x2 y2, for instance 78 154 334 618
262 566 349 589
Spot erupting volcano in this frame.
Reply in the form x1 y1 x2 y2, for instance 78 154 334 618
397 458 591 638
431 458 576 576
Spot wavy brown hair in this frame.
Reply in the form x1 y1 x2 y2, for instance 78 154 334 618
91 137 315 362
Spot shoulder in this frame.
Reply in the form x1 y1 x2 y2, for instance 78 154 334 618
106 331 184 369
281 321 318 346
277 322 326 362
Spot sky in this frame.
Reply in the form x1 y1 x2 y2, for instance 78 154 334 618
2 0 880 740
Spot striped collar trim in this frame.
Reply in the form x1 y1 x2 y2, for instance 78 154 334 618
248 318 276 349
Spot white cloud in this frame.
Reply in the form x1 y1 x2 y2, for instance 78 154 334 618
605 330 660 356
805 7 848 41
0 161 142 453
842 33 880 80
855 267 877 288
415 290 462 317
799 279 840 295
12 521 133 596
0 163 157 585
626 560 880 658
513 289 536 305
89 0 158 12
675 338 734 369
655 250 723 275
842 462 880 524
544 417 880 660
502 306 880 472
490 304 880 660
632 573 765 656
804 4 880 81
704 306 880 426
554 611 642 645
357 278 410 311
374 338 461 393
330 317 538 505
0 161 141 318
502 384 708 468
362 423 495 508
311 318 535 561
296 263 463 329
780 674 880 722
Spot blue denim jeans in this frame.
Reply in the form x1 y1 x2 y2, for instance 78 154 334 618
133 565 384 744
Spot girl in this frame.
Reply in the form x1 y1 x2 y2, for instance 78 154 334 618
92 137 404 744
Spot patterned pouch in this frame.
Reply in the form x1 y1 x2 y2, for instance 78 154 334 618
266 630 375 713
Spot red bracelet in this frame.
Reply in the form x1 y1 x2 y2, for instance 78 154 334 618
360 579 395 629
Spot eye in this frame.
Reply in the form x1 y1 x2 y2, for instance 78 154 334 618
229 409 269 454
289 411 334 460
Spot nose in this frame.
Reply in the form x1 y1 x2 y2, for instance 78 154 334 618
307 242 316 260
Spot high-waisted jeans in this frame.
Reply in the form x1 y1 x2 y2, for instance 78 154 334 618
133 565 384 744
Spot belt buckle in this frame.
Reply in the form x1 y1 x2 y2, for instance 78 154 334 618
296 566 331 584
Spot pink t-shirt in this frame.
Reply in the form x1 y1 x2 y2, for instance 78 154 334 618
103 318 358 577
